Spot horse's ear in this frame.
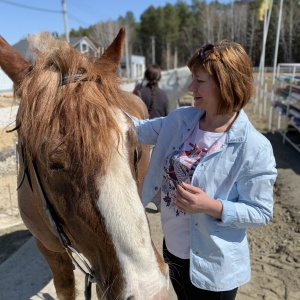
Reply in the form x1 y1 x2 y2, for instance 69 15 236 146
98 27 125 73
0 35 32 86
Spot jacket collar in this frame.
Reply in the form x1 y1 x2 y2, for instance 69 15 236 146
181 107 204 129
227 109 248 143
181 107 248 144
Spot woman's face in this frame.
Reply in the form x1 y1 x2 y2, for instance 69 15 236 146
188 68 222 114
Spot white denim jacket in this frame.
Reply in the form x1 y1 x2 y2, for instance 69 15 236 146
133 106 277 291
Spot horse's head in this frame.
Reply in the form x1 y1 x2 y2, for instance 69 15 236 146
0 29 168 299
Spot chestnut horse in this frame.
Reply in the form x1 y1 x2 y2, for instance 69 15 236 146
0 28 168 299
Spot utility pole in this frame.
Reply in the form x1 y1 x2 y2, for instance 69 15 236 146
151 36 156 65
174 46 178 69
272 0 283 86
61 0 69 42
125 25 131 80
166 42 170 70
231 0 234 40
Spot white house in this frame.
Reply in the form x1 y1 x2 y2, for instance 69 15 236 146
120 55 145 80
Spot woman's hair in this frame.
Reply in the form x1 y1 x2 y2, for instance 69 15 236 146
187 40 255 115
144 64 162 113
144 64 161 87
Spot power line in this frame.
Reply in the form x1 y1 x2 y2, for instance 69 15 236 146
0 0 90 27
67 2 101 21
68 12 90 27
0 0 61 13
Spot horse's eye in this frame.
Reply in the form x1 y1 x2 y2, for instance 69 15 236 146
50 162 65 170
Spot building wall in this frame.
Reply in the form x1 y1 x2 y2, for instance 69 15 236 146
120 55 145 80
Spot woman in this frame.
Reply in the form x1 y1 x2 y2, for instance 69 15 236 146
132 41 277 300
133 64 169 118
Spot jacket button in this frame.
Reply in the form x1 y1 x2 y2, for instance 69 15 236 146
172 147 175 150
195 223 198 226
154 187 158 190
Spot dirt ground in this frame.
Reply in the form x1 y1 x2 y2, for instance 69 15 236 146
0 93 300 300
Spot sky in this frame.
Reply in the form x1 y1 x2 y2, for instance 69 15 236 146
0 0 231 45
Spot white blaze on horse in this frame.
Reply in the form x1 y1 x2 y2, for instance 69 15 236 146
0 28 168 300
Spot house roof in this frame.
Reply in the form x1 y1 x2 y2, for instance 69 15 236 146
13 38 30 60
12 35 98 60
69 36 98 52
69 36 83 45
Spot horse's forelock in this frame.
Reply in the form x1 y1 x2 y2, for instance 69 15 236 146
28 32 59 53
17 33 126 183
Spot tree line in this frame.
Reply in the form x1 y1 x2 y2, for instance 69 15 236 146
69 0 300 70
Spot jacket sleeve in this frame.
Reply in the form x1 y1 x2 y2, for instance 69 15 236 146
219 142 277 228
130 115 166 145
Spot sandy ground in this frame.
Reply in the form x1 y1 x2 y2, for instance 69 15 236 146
0 94 300 300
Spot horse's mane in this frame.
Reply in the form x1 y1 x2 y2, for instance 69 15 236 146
16 32 126 182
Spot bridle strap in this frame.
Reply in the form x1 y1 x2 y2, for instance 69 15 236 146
30 160 101 300
61 74 83 85
17 142 29 190
31 160 71 246
133 146 140 186
60 74 101 86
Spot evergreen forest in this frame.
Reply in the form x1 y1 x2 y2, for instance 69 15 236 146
69 0 300 69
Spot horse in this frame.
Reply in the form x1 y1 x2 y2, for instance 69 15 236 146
0 28 168 300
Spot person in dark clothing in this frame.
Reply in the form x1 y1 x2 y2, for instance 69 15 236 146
133 64 169 119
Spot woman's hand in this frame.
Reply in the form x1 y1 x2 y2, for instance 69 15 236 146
175 182 223 219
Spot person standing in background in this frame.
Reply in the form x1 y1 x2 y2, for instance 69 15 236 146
133 64 169 118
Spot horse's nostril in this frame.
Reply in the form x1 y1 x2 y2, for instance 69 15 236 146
126 296 135 300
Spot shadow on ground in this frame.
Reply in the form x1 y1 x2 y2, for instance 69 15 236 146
264 131 300 175
0 227 32 264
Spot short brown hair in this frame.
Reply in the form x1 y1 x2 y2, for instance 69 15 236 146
187 40 255 115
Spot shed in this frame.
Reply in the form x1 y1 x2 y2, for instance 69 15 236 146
120 55 145 80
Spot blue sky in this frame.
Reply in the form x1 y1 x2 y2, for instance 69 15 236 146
0 0 231 45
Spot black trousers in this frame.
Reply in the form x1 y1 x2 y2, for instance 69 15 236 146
163 239 238 300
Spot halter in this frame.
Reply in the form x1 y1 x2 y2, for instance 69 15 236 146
60 74 101 86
